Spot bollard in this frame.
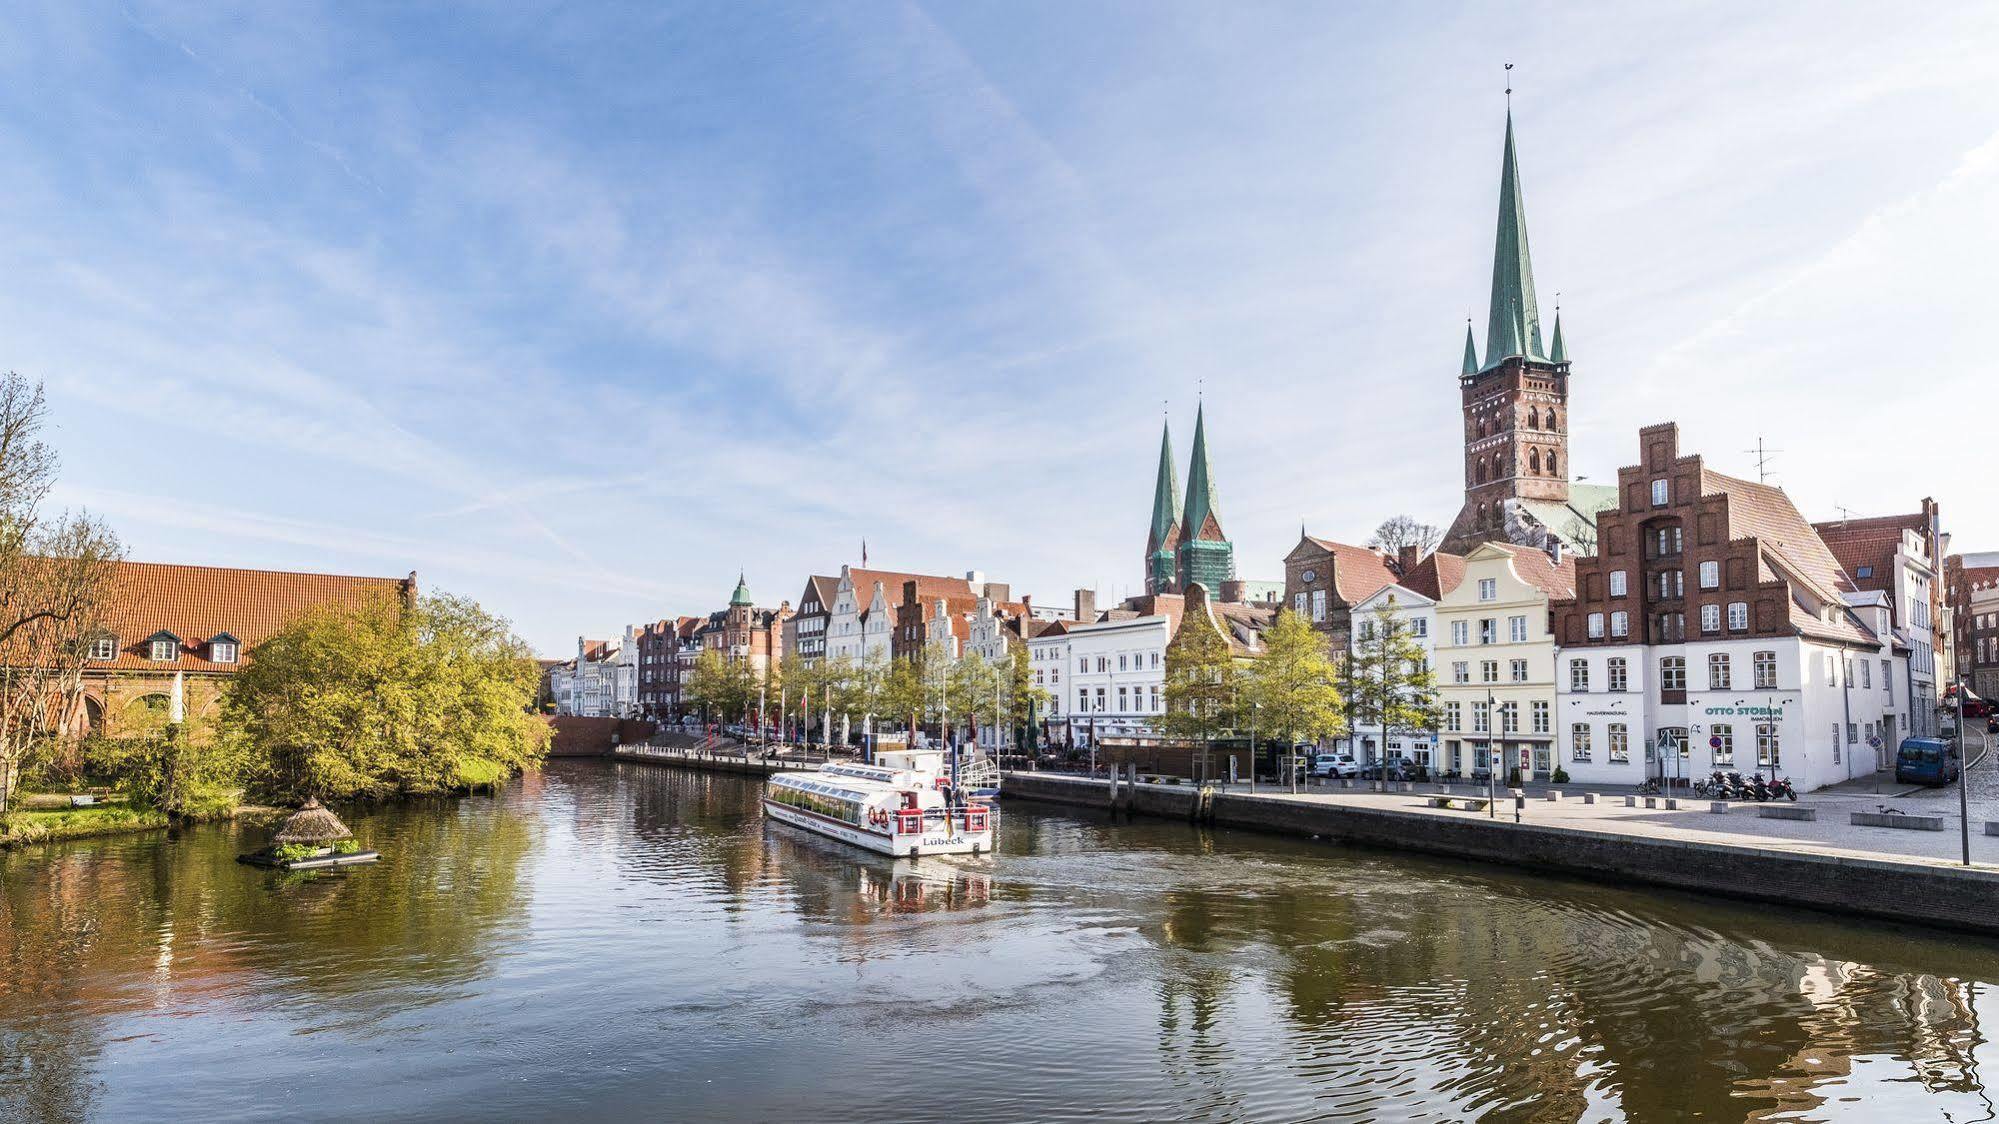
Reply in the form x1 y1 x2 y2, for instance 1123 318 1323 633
1401 782 1415 793
1545 791 1562 802
1710 801 1730 814
1665 798 1679 810
1643 796 1658 809
1623 795 1638 808
1582 792 1598 805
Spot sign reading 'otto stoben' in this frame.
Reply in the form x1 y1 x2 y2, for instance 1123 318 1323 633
1703 702 1788 719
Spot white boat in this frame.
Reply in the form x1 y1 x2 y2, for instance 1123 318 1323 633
763 749 995 857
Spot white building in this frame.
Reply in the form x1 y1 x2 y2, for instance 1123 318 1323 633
1342 550 1466 770
1553 423 1904 792
1027 606 1176 749
552 628 636 717
1435 543 1575 781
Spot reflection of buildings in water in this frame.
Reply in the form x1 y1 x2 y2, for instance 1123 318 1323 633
761 820 994 926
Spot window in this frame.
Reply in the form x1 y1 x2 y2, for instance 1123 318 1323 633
1609 570 1627 597
1452 661 1470 684
1855 565 1873 579
1660 657 1686 691
88 635 118 661
1079 657 1088 672
1479 619 1496 645
1294 592 1307 614
1570 659 1590 691
1655 526 1683 556
1700 604 1720 633
211 641 238 664
1097 657 1107 673
1413 618 1428 638
1610 611 1629 638
1152 652 1160 668
1472 702 1490 734
1824 653 1837 684
1757 724 1780 765
1651 479 1669 506
1656 570 1684 599
1882 659 1891 697
1698 560 1719 589
1708 652 1731 690
1311 590 1326 622
1728 602 1748 630
1608 724 1630 763
1119 654 1128 671
1846 721 1858 745
1711 724 1735 766
1359 620 1375 642
1607 657 1628 692
1150 685 1160 711
148 637 178 662
1481 660 1499 683
1572 723 1593 762
1094 688 1106 712
1500 703 1519 734
1451 620 1470 646
1509 615 1527 643
1587 613 1605 639
1510 658 1528 682
1117 686 1129 712
1532 700 1549 734
1860 661 1871 689
1445 702 1462 732
1754 650 1777 689
1478 578 1497 602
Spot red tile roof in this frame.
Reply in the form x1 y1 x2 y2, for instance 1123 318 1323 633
94 561 413 674
1813 513 1924 597
1486 543 1578 600
1398 551 1469 602
1302 536 1399 603
1702 469 1873 644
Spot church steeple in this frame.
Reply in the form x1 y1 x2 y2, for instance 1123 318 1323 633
1175 401 1236 591
1461 321 1479 377
1549 309 1568 364
1145 418 1182 594
1482 110 1546 371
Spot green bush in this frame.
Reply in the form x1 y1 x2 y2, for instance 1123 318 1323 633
331 839 362 855
270 842 319 864
1552 767 1570 784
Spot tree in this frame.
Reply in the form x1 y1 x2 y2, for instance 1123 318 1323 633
1004 644 1051 751
0 374 122 811
1241 610 1346 775
881 656 925 739
682 649 756 726
1367 515 1441 558
1160 611 1239 777
948 651 1003 747
224 592 550 801
1344 597 1441 779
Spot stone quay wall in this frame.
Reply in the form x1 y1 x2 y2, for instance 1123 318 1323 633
1001 772 1999 938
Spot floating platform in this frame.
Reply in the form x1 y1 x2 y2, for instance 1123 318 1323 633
237 850 381 870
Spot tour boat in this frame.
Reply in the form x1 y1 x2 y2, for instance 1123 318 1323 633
763 749 995 857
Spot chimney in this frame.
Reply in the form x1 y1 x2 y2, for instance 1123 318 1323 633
966 570 985 588
1074 588 1096 623
1021 594 1033 618
1219 579 1245 604
1548 539 1565 568
984 581 1011 603
1397 544 1419 574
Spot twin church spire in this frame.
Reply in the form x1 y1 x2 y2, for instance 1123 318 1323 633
1145 402 1235 596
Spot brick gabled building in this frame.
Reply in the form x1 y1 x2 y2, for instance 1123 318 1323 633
1551 424 1902 791
1281 535 1401 649
77 560 415 735
636 615 701 719
1814 500 1946 733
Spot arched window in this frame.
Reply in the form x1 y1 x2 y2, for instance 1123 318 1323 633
1528 447 1541 474
1528 406 1540 430
1547 449 1559 475
1547 409 1560 432
1475 458 1487 484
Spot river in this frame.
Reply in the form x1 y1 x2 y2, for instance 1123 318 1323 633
3 760 1997 1122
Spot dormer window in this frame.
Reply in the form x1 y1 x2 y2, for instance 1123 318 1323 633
88 633 118 661
145 631 182 662
210 632 241 664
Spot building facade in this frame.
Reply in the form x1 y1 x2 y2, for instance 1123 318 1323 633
1281 536 1400 651
1341 550 1467 768
1434 542 1575 781
71 561 415 737
1551 424 1902 791
552 630 636 718
1816 500 1946 734
1029 610 1177 749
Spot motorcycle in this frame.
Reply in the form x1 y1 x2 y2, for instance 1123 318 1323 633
1767 776 1799 802
1747 775 1772 802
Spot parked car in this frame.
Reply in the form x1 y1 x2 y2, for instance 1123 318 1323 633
1311 753 1360 778
1895 737 1961 786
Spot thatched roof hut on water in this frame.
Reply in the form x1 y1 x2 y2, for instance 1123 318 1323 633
273 797 352 845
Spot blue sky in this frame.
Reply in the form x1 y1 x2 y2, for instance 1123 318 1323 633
5 3 1997 654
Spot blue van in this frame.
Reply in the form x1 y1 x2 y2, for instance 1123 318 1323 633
1895 737 1961 786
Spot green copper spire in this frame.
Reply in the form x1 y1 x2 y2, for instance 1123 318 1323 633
1180 402 1220 543
1461 322 1479 377
1482 111 1546 371
1548 310 1567 364
1176 401 1236 590
1147 419 1182 552
1146 418 1182 593
730 571 752 606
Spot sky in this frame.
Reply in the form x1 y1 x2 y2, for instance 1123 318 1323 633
3 2 1997 655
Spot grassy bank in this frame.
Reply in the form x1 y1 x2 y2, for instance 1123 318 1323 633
0 802 171 847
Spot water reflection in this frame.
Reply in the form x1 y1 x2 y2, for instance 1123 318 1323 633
4 762 1999 1122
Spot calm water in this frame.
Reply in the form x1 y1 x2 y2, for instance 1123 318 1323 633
5 762 1999 1123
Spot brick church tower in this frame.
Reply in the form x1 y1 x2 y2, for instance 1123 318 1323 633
1440 109 1574 555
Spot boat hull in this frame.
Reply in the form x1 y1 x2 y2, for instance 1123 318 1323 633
762 799 991 857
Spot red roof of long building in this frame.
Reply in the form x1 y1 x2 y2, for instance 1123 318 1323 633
94 560 414 674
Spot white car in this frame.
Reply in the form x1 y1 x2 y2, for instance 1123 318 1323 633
1311 753 1359 778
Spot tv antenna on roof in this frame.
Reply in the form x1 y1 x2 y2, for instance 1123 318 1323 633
1745 436 1780 484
